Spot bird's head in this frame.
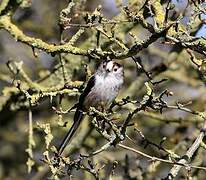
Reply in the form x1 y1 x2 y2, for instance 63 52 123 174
97 60 124 78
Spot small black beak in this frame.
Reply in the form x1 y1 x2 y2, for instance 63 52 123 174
106 69 110 73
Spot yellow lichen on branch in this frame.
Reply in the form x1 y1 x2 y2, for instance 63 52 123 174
0 15 88 56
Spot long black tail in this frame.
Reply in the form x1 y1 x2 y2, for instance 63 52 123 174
57 108 84 155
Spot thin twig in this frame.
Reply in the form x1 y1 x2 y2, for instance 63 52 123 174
118 144 206 171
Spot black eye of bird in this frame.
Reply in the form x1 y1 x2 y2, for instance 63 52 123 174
113 68 118 72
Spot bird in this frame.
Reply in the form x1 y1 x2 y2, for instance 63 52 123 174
57 60 124 155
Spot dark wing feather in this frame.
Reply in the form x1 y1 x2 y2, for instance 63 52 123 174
78 75 96 108
57 76 96 155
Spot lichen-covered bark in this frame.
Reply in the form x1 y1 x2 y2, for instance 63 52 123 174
0 0 206 179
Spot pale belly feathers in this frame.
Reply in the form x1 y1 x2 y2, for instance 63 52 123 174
83 74 123 110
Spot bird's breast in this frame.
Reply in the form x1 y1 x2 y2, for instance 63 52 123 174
83 74 122 110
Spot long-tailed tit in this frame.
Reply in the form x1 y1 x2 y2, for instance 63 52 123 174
57 60 124 155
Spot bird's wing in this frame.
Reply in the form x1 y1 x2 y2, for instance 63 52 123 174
57 75 96 155
78 75 96 107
